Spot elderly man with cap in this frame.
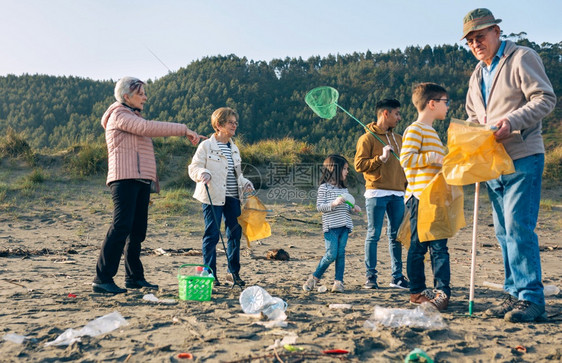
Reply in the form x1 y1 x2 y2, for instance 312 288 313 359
462 8 556 322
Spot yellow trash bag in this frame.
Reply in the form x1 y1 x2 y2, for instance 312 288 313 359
442 119 515 186
396 207 411 250
418 171 466 242
238 195 272 247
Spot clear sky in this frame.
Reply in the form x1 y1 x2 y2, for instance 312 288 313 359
1 0 560 82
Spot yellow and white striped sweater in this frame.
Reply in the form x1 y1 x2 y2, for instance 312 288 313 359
400 121 445 200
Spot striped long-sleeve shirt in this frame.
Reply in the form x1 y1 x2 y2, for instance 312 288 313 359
400 121 445 200
217 141 239 198
316 183 353 233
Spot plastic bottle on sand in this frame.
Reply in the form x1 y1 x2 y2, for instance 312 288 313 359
544 284 560 296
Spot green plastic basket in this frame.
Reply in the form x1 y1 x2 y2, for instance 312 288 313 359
177 264 214 301
305 86 340 119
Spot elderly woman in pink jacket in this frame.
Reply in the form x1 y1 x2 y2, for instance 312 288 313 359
93 76 202 294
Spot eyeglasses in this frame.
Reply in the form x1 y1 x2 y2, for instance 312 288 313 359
432 98 451 107
465 27 493 46
226 121 239 126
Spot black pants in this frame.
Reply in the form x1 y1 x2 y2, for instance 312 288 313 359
94 179 150 284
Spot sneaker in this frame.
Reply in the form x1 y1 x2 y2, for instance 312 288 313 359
430 289 449 311
364 278 379 289
226 273 246 286
303 275 318 291
389 276 410 290
331 280 344 293
504 300 547 323
410 289 436 305
483 294 518 318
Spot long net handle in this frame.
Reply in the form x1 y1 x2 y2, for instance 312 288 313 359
204 184 242 289
468 182 480 316
337 104 400 161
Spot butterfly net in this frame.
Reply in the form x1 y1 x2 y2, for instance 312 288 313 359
305 86 339 119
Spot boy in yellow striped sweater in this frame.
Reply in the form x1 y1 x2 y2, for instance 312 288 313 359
400 82 451 311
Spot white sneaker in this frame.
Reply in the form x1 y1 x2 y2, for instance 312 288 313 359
303 275 318 291
331 280 344 293
389 276 410 290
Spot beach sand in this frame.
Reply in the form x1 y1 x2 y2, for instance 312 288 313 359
1 179 561 362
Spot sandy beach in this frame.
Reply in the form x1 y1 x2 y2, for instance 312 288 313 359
1 175 561 362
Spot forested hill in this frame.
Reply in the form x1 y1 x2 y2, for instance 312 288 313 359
1 37 560 153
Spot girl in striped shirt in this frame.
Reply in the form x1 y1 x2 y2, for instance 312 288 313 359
399 82 451 311
303 155 361 293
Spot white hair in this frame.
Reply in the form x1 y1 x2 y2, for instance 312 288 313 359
114 76 144 103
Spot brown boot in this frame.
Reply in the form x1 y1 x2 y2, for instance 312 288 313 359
430 290 450 311
410 289 435 305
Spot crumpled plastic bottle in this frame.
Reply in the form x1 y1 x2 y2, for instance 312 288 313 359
544 284 560 296
45 311 128 346
239 286 287 321
364 303 446 331
200 268 211 277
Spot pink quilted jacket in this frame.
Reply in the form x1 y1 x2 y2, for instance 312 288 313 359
101 102 189 185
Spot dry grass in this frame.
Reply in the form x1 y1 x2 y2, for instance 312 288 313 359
239 137 320 165
544 145 562 182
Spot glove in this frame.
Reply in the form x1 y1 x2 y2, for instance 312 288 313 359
380 145 393 163
244 181 255 192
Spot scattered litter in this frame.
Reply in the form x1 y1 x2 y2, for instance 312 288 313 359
143 294 159 302
482 281 503 290
544 284 560 296
177 352 193 359
513 345 527 353
142 294 175 304
266 248 290 261
67 293 77 298
317 285 327 293
329 304 352 310
53 259 76 264
404 348 433 363
364 303 446 330
323 349 349 355
266 333 298 350
45 311 128 346
153 248 170 256
284 344 304 352
240 286 287 320
240 286 287 328
3 333 30 344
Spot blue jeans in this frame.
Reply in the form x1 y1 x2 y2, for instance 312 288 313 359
313 227 349 282
94 179 150 284
364 195 405 280
202 196 242 277
406 197 451 297
486 153 544 306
